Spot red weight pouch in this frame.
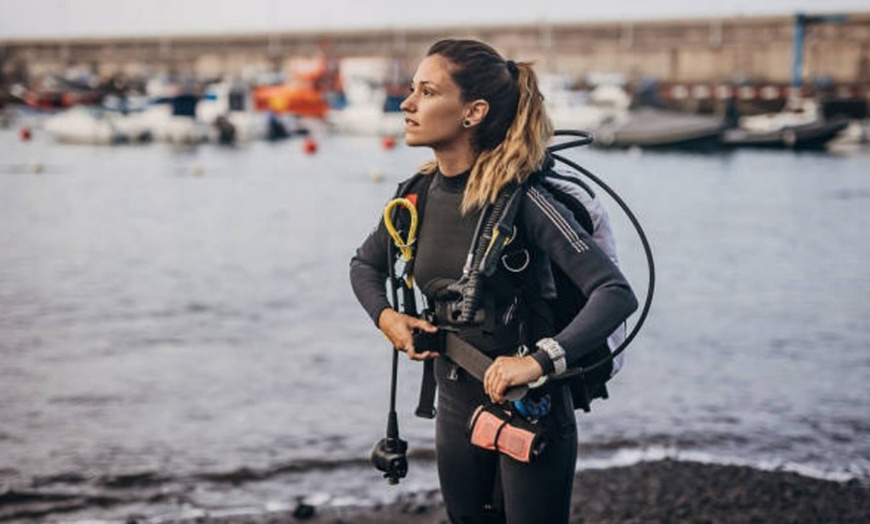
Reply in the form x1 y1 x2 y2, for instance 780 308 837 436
467 404 547 463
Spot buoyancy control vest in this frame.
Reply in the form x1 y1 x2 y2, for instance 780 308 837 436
390 155 627 413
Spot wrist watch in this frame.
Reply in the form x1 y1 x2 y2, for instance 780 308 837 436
536 337 567 375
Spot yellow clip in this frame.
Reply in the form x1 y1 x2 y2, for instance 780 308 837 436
384 198 419 263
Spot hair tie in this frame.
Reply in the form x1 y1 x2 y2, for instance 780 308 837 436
506 60 519 79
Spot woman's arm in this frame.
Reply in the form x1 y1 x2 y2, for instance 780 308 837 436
349 217 393 326
483 183 638 403
522 183 639 367
349 216 437 359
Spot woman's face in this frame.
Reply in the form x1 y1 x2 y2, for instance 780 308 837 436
400 54 469 150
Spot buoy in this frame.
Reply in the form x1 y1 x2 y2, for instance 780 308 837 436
303 137 318 154
381 135 396 150
369 169 384 183
20 127 32 141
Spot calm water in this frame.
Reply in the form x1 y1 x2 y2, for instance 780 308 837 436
1 127 869 522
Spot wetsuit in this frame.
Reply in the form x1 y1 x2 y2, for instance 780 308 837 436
350 169 637 524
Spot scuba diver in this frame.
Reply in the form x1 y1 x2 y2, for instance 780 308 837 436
349 39 638 524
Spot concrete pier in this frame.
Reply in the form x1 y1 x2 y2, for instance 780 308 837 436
2 13 869 87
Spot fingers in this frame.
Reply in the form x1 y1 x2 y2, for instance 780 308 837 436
484 356 544 404
379 311 415 351
379 311 440 359
409 316 438 333
484 357 510 404
405 348 437 361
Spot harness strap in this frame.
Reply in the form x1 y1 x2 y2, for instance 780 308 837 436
442 332 528 402
414 358 437 419
479 186 525 277
414 184 526 418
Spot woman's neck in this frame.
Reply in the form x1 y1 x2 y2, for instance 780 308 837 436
434 144 476 177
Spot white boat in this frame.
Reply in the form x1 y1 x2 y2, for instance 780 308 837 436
43 106 151 145
827 119 870 153
327 58 405 137
141 78 214 145
722 97 851 151
738 97 819 133
329 102 404 136
197 81 269 143
136 95 215 145
541 75 630 132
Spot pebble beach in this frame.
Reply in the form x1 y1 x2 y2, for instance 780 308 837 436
169 460 870 524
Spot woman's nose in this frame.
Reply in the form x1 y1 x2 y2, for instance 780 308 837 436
400 95 414 112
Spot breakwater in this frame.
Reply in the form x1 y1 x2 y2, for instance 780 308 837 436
2 12 870 89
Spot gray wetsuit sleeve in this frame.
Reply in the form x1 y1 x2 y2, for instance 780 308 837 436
522 185 639 366
349 216 393 326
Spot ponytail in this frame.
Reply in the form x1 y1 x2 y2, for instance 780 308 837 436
463 62 552 213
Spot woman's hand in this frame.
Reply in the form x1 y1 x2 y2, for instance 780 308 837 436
377 308 438 361
484 356 544 404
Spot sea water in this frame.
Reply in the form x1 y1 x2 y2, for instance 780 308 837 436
1 128 869 521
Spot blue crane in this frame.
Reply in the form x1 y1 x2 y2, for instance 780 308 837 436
792 13 849 88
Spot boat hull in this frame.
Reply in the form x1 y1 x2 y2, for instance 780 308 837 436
722 119 849 150
593 108 725 151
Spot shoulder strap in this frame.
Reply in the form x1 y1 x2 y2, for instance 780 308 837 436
392 173 434 271
395 173 440 420
395 173 434 217
537 170 594 235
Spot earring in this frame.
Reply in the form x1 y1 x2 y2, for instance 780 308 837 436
462 119 472 128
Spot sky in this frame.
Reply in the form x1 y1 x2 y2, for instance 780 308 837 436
0 0 868 39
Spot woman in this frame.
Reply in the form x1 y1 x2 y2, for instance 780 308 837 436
350 39 637 524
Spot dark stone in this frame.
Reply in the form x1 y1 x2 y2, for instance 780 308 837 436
292 502 315 520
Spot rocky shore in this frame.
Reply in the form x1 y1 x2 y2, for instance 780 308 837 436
176 459 870 523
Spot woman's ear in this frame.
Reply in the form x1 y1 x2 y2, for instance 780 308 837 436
464 99 490 127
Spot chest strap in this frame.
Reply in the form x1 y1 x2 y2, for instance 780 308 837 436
414 331 528 419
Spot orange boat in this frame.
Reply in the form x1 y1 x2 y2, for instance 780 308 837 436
252 84 329 118
252 57 335 118
22 88 103 110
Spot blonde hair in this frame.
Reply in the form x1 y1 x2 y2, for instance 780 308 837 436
418 40 553 213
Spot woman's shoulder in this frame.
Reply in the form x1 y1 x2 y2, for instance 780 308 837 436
520 174 560 211
519 172 590 234
395 171 434 197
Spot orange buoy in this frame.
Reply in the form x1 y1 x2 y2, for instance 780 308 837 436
19 127 32 141
381 135 396 150
303 137 318 154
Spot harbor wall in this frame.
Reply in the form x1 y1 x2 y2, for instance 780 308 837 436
2 13 870 89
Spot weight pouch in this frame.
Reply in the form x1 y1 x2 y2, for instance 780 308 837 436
467 404 547 463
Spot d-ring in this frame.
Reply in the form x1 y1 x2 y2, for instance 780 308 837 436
503 225 517 246
501 249 530 273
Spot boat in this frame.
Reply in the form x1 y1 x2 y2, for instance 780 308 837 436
826 119 870 153
197 81 269 143
251 57 332 122
17 75 104 111
141 90 213 145
327 79 404 136
542 75 630 132
43 106 152 145
721 97 851 150
721 118 849 150
593 107 725 150
326 57 405 136
252 83 329 119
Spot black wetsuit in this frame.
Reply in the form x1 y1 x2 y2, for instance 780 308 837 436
350 169 637 524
